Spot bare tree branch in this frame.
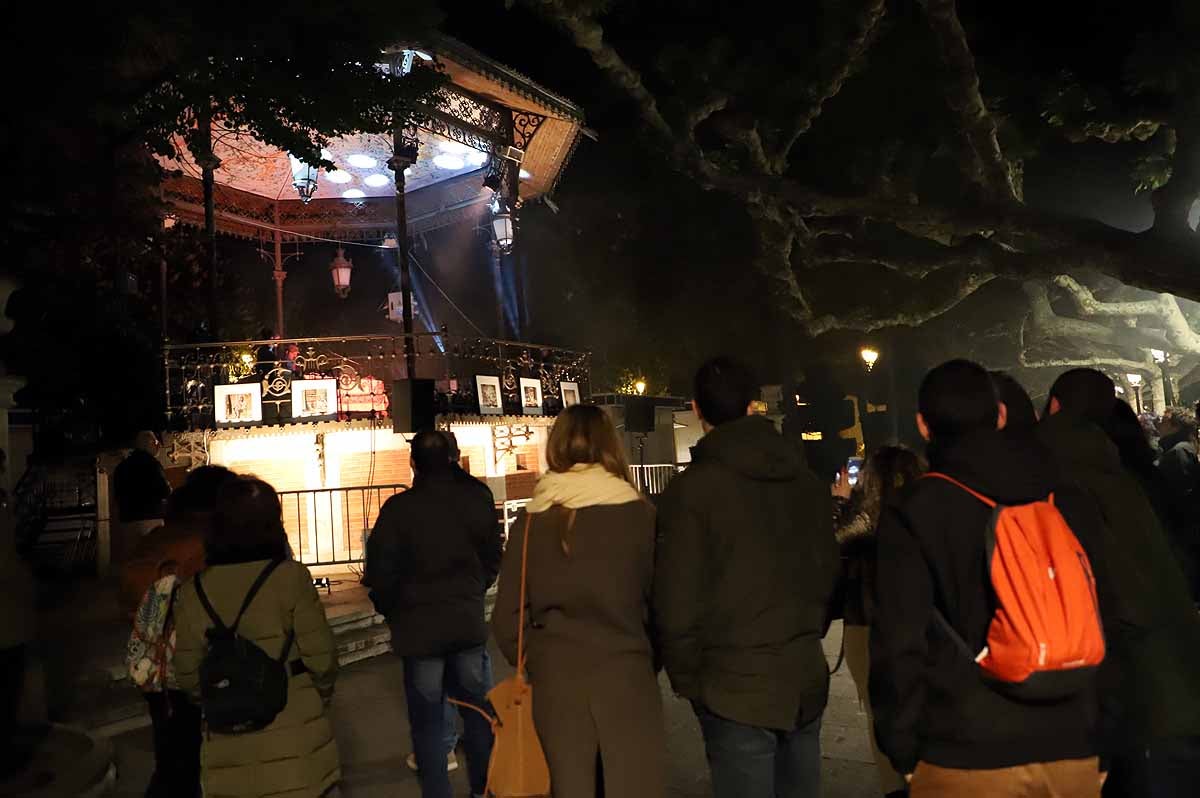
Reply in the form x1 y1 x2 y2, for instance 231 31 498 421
772 0 888 173
807 269 996 335
921 0 1019 202
1054 274 1200 353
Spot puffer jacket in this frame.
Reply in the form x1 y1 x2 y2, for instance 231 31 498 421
174 558 339 798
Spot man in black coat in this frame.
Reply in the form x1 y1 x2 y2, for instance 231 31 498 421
656 357 838 798
364 431 502 798
1038 369 1200 798
871 360 1106 796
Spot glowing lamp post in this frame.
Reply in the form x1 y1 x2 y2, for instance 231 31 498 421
635 380 647 396
330 247 353 298
289 155 319 204
860 347 880 372
1126 372 1144 414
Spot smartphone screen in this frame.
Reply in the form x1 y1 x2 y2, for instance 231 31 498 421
847 457 864 486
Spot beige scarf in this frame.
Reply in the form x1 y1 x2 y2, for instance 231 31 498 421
526 463 641 513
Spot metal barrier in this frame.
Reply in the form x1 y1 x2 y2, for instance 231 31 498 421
277 484 407 567
629 464 681 496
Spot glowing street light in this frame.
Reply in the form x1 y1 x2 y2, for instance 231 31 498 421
1151 349 1167 364
330 247 353 298
860 347 880 372
635 380 647 396
289 155 319 203
1126 373 1143 387
1126 373 1145 414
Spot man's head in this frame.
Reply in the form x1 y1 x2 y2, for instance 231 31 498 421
411 430 452 476
1159 408 1198 441
1045 368 1116 425
134 430 159 455
166 465 238 522
917 359 1006 442
693 356 758 430
442 431 461 463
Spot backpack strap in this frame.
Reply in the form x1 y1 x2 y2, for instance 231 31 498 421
923 472 997 507
194 559 285 636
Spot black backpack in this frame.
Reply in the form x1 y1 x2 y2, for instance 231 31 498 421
194 559 295 734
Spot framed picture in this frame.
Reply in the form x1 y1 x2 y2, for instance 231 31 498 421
291 378 338 421
215 384 263 426
520 377 544 416
476 375 503 416
560 381 581 408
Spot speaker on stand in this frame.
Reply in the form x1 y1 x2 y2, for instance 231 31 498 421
391 379 436 434
624 396 656 493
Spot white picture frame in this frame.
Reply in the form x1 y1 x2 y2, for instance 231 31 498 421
520 377 544 416
560 381 581 408
291 378 338 420
476 375 503 416
215 384 263 425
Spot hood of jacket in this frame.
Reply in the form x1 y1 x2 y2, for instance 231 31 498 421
926 428 1056 504
1034 412 1123 477
692 415 806 482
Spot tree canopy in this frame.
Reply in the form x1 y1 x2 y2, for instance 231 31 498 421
525 0 1200 385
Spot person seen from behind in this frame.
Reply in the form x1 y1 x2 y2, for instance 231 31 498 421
1154 409 1200 601
124 465 238 798
832 446 925 798
872 359 1107 796
656 357 838 798
173 477 341 798
492 404 665 798
364 431 501 798
1037 369 1200 798
113 431 171 536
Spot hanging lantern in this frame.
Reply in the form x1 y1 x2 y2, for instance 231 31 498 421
491 199 514 253
289 155 319 203
330 247 353 298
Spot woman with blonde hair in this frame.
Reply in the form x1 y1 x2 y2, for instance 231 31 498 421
492 404 665 798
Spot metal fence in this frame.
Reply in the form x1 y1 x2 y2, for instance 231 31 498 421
277 483 408 567
629 464 682 496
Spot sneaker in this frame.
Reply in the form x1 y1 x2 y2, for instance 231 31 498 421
405 752 459 773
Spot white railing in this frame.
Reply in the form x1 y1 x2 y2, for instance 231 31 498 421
629 464 682 496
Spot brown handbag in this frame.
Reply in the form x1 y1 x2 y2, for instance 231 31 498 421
453 513 551 797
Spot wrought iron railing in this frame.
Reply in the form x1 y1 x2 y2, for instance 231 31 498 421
164 333 591 431
278 483 408 567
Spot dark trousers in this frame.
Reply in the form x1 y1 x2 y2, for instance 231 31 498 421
402 645 494 798
1104 737 1200 798
0 645 28 779
695 706 823 798
144 690 202 798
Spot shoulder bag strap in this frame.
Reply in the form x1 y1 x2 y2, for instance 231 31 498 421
193 572 228 634
230 559 285 634
922 472 998 508
517 513 533 679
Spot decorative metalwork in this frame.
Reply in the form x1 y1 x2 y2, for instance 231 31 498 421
163 333 591 431
511 111 545 152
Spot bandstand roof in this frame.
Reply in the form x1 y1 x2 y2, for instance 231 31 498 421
162 35 585 241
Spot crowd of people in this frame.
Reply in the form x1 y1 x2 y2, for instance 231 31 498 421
112 355 1200 798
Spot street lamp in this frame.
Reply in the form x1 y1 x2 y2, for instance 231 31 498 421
860 347 880 372
330 247 353 298
1126 372 1144 414
289 155 319 204
1151 349 1167 364
635 380 647 396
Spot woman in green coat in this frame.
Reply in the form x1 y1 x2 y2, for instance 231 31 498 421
174 477 340 798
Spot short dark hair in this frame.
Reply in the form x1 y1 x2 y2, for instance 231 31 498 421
411 430 451 475
918 359 999 440
442 430 461 461
166 465 237 521
1047 369 1115 425
990 371 1037 436
694 357 758 427
207 476 290 564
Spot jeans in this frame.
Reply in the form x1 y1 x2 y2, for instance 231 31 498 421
403 646 494 798
696 706 823 798
144 690 202 798
1104 737 1200 798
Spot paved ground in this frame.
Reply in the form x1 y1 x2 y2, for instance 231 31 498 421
108 624 882 797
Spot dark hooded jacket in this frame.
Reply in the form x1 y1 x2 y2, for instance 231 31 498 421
1037 413 1200 748
871 428 1105 775
655 415 837 731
